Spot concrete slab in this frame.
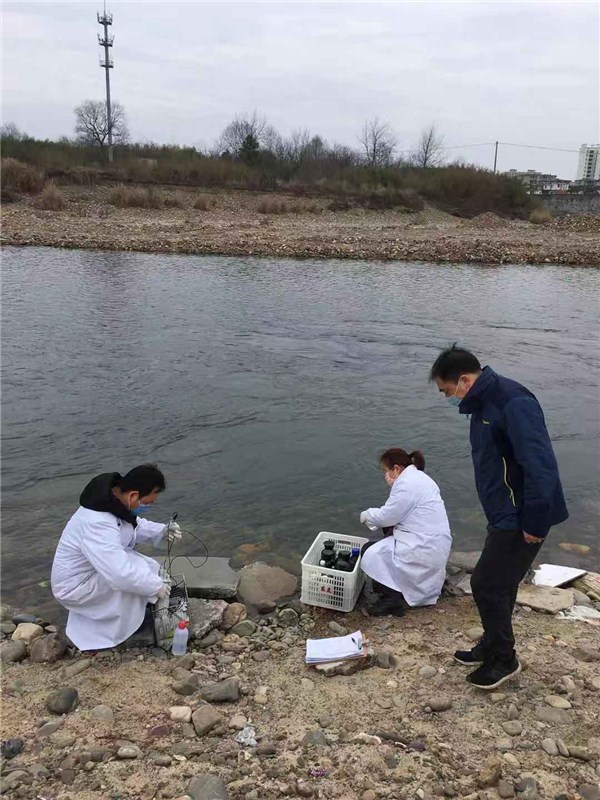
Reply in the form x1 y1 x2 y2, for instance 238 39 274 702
159 556 239 599
516 584 574 614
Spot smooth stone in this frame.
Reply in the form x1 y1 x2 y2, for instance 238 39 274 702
567 746 592 761
556 738 570 757
170 706 192 723
191 705 222 736
49 731 77 748
173 674 199 695
231 620 256 637
12 613 39 625
502 721 523 736
0 640 27 662
188 773 229 800
11 622 44 643
197 629 223 648
61 658 92 679
571 644 599 662
478 755 502 787
29 632 68 663
496 738 514 752
302 729 329 747
228 713 247 730
257 743 277 756
151 753 173 766
534 706 571 725
507 704 519 720
199 677 240 703
278 608 299 627
46 688 79 715
516 585 574 614
503 753 520 768
490 693 507 704
544 695 571 709
28 763 50 780
541 738 559 756
427 696 453 712
36 720 64 737
572 589 594 607
418 665 437 679
237 562 298 609
376 651 398 669
1 771 30 791
499 780 515 799
221 602 247 631
158 556 239 599
0 738 24 759
174 653 195 671
188 598 228 640
90 704 114 724
117 745 142 759
466 626 484 642
328 621 348 636
0 622 16 635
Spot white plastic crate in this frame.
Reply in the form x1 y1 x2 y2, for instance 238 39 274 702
301 531 369 612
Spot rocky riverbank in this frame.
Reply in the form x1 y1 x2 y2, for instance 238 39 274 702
2 186 600 266
1 558 600 800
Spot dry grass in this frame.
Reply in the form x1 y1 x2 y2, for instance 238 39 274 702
193 193 217 211
1 157 45 194
34 182 65 210
257 198 323 215
163 191 186 209
529 208 553 225
107 185 166 209
50 166 103 186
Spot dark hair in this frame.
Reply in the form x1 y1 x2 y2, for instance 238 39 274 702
119 464 166 495
429 343 482 383
379 448 426 472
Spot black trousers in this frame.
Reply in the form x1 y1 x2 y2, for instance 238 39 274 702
470 528 543 662
361 537 407 602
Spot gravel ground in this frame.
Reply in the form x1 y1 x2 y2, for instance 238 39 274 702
2 186 599 266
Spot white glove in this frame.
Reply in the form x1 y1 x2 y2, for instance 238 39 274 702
359 511 369 525
165 521 182 544
157 583 170 600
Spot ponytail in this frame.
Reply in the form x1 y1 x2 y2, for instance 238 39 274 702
379 448 426 472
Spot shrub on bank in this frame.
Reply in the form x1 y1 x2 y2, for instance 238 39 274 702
193 194 216 210
257 198 322 215
34 183 65 210
1 158 45 194
529 208 553 224
163 191 186 208
108 185 166 209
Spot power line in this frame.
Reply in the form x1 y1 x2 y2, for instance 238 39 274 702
499 142 580 154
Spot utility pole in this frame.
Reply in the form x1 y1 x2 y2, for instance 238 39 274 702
493 141 499 174
97 5 114 162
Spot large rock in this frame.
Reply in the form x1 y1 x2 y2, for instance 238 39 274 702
448 551 481 572
516 585 574 614
188 598 228 641
571 643 599 662
188 773 229 800
159 556 239 599
199 677 240 703
11 622 44 644
191 705 222 736
237 562 298 610
0 640 27 663
29 633 68 663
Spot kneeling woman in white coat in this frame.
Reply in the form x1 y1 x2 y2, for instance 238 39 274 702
51 464 181 652
360 448 452 617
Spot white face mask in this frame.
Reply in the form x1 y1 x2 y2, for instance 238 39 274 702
384 471 396 488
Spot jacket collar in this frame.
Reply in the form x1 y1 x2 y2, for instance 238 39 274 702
458 365 496 415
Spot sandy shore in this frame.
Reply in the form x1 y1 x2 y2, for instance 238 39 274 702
2 186 600 266
2 591 600 800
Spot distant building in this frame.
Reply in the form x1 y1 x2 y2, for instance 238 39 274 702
505 169 571 194
576 144 600 183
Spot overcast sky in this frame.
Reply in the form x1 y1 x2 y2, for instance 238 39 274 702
2 1 598 177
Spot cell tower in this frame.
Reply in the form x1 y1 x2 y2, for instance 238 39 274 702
97 5 115 162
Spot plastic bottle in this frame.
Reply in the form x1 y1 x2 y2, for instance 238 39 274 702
171 620 189 656
349 547 360 570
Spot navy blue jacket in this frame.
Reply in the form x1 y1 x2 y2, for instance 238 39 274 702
459 366 568 538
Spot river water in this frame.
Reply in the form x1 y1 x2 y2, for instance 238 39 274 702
2 247 599 617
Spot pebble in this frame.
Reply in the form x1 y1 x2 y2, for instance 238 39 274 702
151 753 173 766
278 608 299 627
231 620 256 637
36 719 64 737
173 675 199 696
544 695 571 709
567 746 591 761
117 745 142 759
296 781 314 797
466 626 484 642
50 731 77 748
419 665 437 679
478 755 502 787
579 785 600 800
191 704 222 736
46 687 79 715
0 640 27 662
490 693 507 703
12 613 40 625
328 621 348 636
301 678 314 690
199 676 240 703
541 738 559 756
362 792 377 800
507 704 519 720
254 686 268 705
221 602 247 631
257 742 277 756
0 738 24 759
252 651 270 663
499 780 515 799
426 696 453 712
228 713 247 730
571 644 599 662
503 752 520 767
496 738 514 752
11 622 44 643
376 651 397 669
0 621 16 635
502 721 523 736
302 729 329 747
318 714 333 728
556 738 570 757
170 706 192 723
515 777 538 800
90 704 114 724
61 658 92 679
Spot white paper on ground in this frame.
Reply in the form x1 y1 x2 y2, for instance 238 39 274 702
533 564 587 588
557 606 600 624
305 631 364 664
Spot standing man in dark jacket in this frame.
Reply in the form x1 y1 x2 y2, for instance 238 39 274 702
430 345 568 689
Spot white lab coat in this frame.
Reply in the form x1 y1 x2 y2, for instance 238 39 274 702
51 507 167 650
360 465 452 606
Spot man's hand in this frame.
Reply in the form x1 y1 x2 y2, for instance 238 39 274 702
523 531 544 544
165 522 182 544
157 583 170 600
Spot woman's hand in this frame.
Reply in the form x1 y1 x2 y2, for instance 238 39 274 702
359 511 369 524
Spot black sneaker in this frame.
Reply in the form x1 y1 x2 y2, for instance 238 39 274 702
454 641 487 666
368 594 405 617
467 656 521 690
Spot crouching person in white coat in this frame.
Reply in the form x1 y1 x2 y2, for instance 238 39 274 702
51 464 181 652
359 448 452 617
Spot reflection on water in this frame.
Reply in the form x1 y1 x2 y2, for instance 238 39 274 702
2 247 599 618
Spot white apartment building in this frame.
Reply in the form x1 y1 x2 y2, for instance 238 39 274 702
576 144 600 182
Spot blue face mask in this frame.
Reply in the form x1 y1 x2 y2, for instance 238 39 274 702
447 396 461 408
132 503 151 516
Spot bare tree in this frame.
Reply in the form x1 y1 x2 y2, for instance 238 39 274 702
74 100 129 149
0 122 26 140
358 118 396 167
411 124 445 168
217 111 272 156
